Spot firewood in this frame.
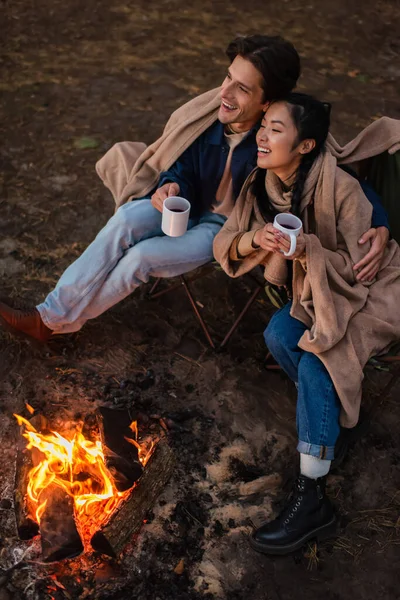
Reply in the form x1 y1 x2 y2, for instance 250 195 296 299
39 484 83 562
14 441 39 540
84 408 143 492
91 439 175 557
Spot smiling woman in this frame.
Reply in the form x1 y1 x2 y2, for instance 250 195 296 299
213 93 400 556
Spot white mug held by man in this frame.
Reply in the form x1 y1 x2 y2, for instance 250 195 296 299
161 196 191 237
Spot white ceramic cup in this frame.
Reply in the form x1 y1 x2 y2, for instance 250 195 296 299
273 213 303 257
161 196 191 237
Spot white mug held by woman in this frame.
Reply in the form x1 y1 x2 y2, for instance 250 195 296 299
273 213 303 257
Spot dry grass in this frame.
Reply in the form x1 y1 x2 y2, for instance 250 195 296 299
332 491 400 561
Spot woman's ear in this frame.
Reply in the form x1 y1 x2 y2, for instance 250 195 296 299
299 139 316 155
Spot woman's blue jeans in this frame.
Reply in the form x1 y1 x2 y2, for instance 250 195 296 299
264 302 341 460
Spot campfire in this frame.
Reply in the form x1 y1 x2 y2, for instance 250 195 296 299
14 405 174 562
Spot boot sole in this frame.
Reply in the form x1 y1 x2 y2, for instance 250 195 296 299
249 514 337 556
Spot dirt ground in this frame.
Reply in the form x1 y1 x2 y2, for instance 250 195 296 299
1 0 400 598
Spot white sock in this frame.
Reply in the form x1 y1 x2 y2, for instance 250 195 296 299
300 453 331 479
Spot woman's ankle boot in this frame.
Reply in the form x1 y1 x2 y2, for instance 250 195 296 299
250 475 337 555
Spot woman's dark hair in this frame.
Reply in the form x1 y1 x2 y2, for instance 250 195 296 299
252 93 331 223
226 35 301 102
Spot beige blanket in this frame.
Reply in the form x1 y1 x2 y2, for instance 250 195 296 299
96 86 400 210
214 150 400 428
96 88 221 208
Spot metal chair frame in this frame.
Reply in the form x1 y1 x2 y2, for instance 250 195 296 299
147 264 264 350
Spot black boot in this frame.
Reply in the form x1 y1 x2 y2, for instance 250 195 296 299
250 475 337 555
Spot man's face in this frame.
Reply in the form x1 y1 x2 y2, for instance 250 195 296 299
218 55 269 132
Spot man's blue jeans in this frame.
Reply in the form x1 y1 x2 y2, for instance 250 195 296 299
264 302 341 460
37 200 226 333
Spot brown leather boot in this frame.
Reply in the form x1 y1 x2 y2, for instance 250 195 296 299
0 302 53 342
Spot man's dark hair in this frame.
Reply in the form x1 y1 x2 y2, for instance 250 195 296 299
226 35 301 102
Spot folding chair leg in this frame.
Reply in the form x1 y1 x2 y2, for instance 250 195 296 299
148 278 182 299
220 285 263 349
148 264 215 300
148 278 162 297
180 275 215 349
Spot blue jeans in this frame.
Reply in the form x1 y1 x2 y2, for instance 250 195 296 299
264 302 341 460
37 200 226 333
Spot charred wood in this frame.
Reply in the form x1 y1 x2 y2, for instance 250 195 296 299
97 407 143 491
91 439 175 557
39 484 83 562
14 444 39 540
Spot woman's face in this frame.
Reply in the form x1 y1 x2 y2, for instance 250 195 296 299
256 102 303 176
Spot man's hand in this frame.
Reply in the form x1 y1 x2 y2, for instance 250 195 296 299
354 226 390 282
151 182 180 212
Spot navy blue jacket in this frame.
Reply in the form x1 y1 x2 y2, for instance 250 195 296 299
158 120 389 228
158 120 258 219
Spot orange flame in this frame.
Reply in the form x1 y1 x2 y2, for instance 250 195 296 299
14 413 154 547
126 420 154 467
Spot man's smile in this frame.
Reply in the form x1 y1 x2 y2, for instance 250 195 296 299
221 99 238 111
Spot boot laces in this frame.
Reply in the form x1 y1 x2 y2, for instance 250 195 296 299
281 479 305 525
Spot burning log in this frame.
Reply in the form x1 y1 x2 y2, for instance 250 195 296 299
84 408 143 492
14 412 83 560
91 438 175 557
14 440 39 540
39 484 83 562
14 413 47 540
98 407 143 491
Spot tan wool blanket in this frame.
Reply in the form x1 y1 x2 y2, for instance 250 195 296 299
96 88 221 209
214 150 400 428
96 86 400 211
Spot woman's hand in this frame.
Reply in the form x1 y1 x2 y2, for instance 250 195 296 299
254 224 306 259
275 230 306 260
253 223 281 252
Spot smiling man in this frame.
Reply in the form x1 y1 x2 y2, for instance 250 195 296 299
0 35 301 340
